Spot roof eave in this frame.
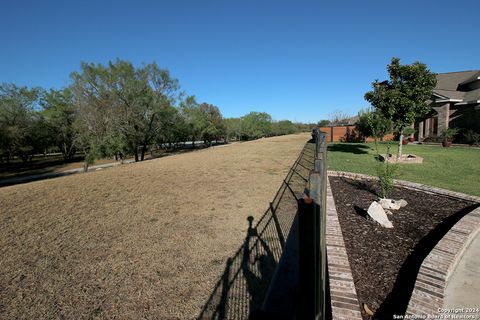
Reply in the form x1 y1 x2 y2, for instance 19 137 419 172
434 99 463 103
454 100 480 106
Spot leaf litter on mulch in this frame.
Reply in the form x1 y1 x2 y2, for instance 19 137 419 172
329 176 478 320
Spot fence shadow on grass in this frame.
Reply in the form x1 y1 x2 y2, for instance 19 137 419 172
197 141 316 320
327 143 370 154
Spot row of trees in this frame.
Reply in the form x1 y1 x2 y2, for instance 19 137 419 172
0 59 313 169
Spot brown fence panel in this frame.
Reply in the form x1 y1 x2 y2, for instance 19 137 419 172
320 125 395 142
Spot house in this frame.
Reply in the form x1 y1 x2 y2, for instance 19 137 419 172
415 70 480 140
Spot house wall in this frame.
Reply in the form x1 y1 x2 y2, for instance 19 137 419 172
431 102 450 133
416 103 480 141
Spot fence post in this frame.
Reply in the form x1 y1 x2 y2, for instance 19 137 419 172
316 133 327 320
298 130 327 320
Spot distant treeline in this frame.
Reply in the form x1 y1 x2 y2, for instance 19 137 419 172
0 59 316 169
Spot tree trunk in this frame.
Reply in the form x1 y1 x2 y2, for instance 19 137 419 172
397 129 404 160
83 150 89 172
141 145 147 161
135 148 139 162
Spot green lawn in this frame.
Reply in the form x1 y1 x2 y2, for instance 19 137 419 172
327 142 480 196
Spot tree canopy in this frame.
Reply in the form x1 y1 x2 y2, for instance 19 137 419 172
0 59 314 168
365 57 436 158
355 108 392 141
71 60 181 163
0 84 46 162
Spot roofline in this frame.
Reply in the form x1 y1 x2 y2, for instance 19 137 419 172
433 92 448 99
436 70 480 75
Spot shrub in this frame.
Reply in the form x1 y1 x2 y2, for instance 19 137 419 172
422 135 443 143
439 128 459 142
376 143 399 198
464 130 480 146
377 162 399 198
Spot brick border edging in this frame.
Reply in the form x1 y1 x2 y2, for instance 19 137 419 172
326 178 363 320
406 208 480 316
327 170 480 203
327 170 480 317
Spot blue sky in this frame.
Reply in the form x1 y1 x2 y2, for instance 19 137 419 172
1 0 478 123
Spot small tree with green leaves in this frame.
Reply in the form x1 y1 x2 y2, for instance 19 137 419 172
377 157 399 198
356 108 399 198
365 57 437 159
356 108 392 143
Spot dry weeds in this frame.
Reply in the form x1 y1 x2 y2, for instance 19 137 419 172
0 133 309 319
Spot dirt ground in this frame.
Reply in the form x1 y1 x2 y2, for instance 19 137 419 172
0 133 309 320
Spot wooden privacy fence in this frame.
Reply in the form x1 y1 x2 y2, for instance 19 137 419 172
261 129 328 320
319 125 395 142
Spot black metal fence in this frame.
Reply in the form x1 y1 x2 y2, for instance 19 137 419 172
198 130 328 320
298 129 328 319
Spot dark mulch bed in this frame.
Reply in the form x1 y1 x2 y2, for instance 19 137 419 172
329 176 479 320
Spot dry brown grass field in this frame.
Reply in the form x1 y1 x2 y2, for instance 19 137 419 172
0 133 309 319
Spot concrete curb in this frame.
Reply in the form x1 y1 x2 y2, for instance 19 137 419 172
326 178 363 319
327 170 480 317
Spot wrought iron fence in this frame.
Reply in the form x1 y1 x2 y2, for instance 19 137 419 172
198 130 328 320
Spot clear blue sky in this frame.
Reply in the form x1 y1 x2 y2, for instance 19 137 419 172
1 0 478 123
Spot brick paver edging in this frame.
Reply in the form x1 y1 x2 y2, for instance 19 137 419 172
327 171 480 203
326 178 363 319
327 170 480 317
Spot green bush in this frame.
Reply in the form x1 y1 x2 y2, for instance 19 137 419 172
464 130 480 146
422 135 442 143
440 127 459 142
377 162 399 198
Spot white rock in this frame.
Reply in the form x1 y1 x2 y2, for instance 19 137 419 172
397 199 408 207
385 210 393 215
367 201 393 228
378 198 402 210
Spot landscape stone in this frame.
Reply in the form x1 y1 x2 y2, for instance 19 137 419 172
367 201 394 228
397 199 408 207
378 198 402 210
